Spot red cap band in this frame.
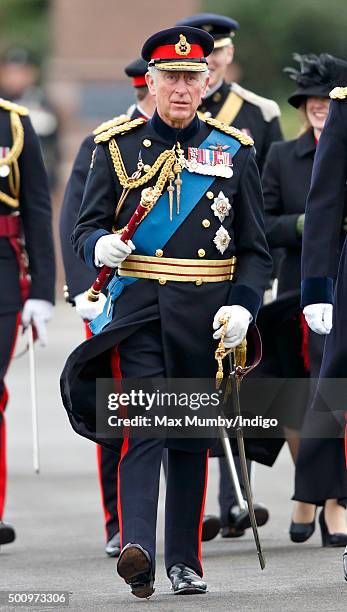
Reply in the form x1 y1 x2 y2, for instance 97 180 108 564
151 44 204 60
132 75 147 87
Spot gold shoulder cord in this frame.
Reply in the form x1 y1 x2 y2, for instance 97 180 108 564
0 111 24 208
202 116 254 146
108 137 176 225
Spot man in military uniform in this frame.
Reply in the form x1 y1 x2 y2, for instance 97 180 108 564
60 26 271 597
176 13 283 172
300 75 347 580
0 48 60 191
177 11 279 541
59 58 155 558
0 98 55 548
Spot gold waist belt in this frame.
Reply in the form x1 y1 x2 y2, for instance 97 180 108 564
118 254 236 285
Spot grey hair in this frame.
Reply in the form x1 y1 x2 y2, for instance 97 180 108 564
147 65 209 85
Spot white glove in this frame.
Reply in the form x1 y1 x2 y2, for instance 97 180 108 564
213 305 252 348
94 234 135 268
303 303 333 335
74 291 107 321
22 299 53 347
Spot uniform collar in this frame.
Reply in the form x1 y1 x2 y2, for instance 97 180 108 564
150 109 201 144
295 128 316 158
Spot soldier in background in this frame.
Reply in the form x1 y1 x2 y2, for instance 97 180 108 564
59 58 155 558
0 98 55 548
0 48 60 191
177 11 282 541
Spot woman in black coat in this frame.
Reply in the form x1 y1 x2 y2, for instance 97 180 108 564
262 54 347 546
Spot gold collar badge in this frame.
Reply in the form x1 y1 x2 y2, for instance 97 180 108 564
175 34 191 56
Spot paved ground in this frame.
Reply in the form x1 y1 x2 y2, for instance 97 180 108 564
1 303 346 611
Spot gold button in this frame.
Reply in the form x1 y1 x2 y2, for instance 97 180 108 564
144 164 151 172
202 219 210 228
143 139 152 148
213 92 222 103
206 191 214 200
198 249 205 258
155 249 163 257
195 279 203 286
159 277 166 285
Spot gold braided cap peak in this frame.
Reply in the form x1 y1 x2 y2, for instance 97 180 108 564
202 116 254 146
92 114 130 136
0 97 29 116
94 117 147 143
329 87 347 100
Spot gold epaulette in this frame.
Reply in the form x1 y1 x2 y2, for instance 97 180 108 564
92 114 130 136
94 117 146 143
0 97 29 116
202 116 254 146
329 87 347 100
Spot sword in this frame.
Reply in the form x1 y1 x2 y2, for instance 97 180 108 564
228 348 266 570
28 323 40 474
218 426 246 510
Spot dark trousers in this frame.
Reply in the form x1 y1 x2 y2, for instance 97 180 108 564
0 312 20 519
96 445 119 541
218 456 251 526
117 320 208 576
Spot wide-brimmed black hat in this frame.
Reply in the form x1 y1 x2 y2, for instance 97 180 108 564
286 53 347 108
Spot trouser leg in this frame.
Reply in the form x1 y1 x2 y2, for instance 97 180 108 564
165 448 209 576
218 455 252 526
118 436 165 571
0 312 20 520
96 445 119 540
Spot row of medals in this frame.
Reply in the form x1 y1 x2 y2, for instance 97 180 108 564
165 143 232 254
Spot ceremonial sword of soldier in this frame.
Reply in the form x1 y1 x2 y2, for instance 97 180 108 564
28 323 40 474
216 322 265 570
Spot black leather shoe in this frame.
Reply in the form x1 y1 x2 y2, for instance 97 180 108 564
168 564 207 595
201 515 221 542
221 503 269 538
289 511 316 543
0 521 16 546
343 546 347 581
105 531 121 557
117 543 154 598
319 509 347 548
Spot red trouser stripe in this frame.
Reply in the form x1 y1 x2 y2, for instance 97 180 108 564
117 437 129 549
0 398 8 518
197 450 209 573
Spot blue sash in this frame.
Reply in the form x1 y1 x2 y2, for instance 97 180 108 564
90 128 241 334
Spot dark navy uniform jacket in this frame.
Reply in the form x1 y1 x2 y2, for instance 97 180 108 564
0 102 55 315
199 81 283 173
263 129 317 295
59 107 143 302
60 111 272 451
301 95 347 416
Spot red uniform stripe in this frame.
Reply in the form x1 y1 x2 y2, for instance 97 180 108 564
197 450 209 574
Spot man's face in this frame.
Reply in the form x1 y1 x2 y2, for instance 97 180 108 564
146 69 209 126
206 45 234 89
